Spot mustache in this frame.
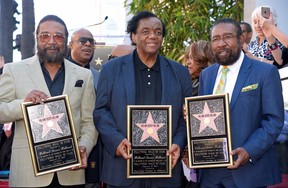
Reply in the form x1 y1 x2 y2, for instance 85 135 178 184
216 48 230 54
45 45 59 50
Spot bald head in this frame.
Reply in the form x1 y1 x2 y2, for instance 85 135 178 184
69 28 95 66
110 45 135 59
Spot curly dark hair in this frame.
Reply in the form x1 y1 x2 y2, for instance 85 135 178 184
126 11 166 45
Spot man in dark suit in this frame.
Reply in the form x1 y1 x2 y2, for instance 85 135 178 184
198 18 284 188
93 11 192 188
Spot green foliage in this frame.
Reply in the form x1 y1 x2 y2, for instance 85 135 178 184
124 0 243 62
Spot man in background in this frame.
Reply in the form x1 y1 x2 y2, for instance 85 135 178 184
108 45 135 60
240 21 253 45
68 28 100 89
68 28 102 188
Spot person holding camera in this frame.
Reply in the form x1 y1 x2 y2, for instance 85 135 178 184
246 6 287 69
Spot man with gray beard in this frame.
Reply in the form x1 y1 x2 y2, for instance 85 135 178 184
0 15 97 187
198 18 283 188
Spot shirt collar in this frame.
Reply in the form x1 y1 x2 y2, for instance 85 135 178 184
67 55 90 69
134 50 160 71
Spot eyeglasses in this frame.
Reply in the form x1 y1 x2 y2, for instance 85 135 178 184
38 33 65 43
241 30 251 34
108 54 117 60
211 34 239 44
74 37 96 46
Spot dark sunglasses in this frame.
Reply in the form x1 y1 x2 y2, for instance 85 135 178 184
108 54 117 60
38 33 65 43
76 37 96 46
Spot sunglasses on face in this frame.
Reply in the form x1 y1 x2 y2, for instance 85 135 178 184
38 33 65 43
76 37 96 46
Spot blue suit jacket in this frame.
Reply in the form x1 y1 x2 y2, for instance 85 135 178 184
94 51 192 186
198 55 284 188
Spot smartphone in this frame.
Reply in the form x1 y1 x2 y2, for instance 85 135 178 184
261 7 270 19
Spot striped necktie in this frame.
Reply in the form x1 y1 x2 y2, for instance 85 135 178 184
215 66 229 94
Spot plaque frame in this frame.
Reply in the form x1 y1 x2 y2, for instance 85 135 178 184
127 105 172 178
279 67 288 110
21 94 81 176
185 93 233 168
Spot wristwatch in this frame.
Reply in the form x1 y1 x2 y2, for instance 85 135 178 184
268 42 278 51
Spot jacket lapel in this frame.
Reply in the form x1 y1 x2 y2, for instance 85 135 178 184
159 56 170 104
122 53 136 104
63 59 78 95
230 56 252 110
26 55 51 96
208 64 220 95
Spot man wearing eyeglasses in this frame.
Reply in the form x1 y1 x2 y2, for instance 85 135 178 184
198 18 283 187
0 15 97 187
67 28 102 188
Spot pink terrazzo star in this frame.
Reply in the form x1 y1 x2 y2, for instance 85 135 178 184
33 104 64 138
136 112 164 143
192 102 221 133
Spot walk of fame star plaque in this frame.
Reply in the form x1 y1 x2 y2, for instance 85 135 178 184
127 105 172 178
185 93 233 168
21 95 81 176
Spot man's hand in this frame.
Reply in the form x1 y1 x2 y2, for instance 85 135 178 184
183 104 187 120
71 146 87 170
227 147 250 169
182 146 189 168
24 90 49 104
116 138 132 159
167 144 181 168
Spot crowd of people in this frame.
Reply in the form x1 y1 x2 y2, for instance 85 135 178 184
0 4 288 188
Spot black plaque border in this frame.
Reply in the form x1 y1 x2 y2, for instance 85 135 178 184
185 93 233 168
127 105 172 178
21 94 81 176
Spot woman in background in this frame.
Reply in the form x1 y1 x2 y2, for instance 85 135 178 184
187 40 214 96
247 6 287 68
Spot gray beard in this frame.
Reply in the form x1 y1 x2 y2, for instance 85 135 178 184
37 45 67 64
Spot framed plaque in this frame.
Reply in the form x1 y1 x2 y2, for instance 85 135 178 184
185 93 233 168
21 95 81 176
127 105 172 178
279 67 288 110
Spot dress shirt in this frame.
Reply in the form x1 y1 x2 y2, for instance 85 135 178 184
41 62 65 96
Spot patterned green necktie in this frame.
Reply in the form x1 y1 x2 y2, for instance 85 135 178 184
215 66 229 94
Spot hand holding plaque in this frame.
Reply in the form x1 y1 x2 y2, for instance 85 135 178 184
185 93 233 168
21 95 82 176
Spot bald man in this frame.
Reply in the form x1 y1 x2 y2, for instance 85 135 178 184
68 28 99 88
67 29 101 188
108 44 135 60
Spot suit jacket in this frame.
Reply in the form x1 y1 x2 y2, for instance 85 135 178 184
0 55 97 187
93 51 192 186
198 55 284 188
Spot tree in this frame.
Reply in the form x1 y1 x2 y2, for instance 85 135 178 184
0 0 15 63
21 0 35 59
124 0 243 62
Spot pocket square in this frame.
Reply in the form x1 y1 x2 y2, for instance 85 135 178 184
241 83 258 92
75 80 84 87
